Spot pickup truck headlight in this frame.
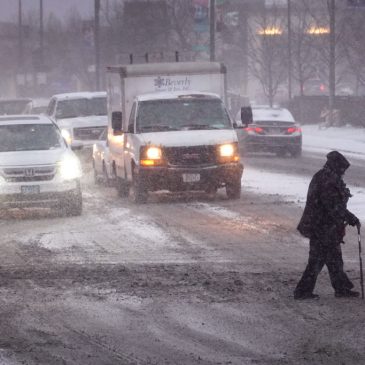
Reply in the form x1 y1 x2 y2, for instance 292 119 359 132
146 146 162 160
140 146 164 166
59 156 82 180
61 129 72 146
218 143 240 163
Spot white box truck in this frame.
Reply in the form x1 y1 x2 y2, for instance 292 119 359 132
106 61 243 203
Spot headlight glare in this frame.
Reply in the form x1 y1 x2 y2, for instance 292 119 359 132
141 146 165 166
218 143 240 163
146 147 162 160
219 144 235 157
61 129 72 146
59 156 82 180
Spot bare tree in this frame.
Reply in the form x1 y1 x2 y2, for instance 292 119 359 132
290 0 319 96
247 5 288 106
340 8 365 94
302 0 348 90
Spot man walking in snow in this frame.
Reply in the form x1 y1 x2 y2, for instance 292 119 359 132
294 151 361 300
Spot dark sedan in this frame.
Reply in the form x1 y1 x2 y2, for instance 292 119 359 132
236 106 302 157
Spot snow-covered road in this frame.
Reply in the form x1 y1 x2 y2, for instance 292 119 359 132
0 124 364 365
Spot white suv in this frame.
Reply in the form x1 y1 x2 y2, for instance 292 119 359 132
46 92 107 150
0 115 82 215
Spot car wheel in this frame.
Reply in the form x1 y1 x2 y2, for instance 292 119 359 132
205 185 218 198
93 160 101 185
102 162 110 186
226 178 241 199
276 148 287 157
290 147 302 158
129 167 148 204
116 177 129 197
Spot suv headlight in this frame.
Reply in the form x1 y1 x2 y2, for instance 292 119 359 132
59 156 82 180
61 129 72 146
218 143 240 163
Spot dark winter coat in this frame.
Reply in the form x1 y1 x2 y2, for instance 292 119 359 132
297 151 358 243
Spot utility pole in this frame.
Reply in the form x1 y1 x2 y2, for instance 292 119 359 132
287 0 292 101
40 0 44 69
210 0 216 62
18 0 23 71
329 0 336 125
17 0 23 96
94 0 101 90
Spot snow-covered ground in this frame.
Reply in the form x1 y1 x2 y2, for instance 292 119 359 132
244 124 365 221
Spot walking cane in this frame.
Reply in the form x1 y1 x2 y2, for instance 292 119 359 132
358 226 364 300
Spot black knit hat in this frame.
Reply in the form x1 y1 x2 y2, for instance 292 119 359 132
326 150 350 172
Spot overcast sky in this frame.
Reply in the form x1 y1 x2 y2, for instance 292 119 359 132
0 0 93 22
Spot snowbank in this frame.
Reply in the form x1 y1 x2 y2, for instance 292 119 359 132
244 124 365 221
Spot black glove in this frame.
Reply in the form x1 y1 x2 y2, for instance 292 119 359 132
347 212 360 227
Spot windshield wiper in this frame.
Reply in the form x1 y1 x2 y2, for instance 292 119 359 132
140 125 178 132
181 124 220 130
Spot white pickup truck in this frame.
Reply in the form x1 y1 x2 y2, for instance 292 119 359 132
46 92 107 151
107 62 243 203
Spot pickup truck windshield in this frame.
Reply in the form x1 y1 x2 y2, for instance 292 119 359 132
137 99 232 132
56 97 107 119
0 124 63 152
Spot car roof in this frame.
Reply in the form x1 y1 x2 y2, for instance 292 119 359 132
137 91 221 102
235 106 295 123
0 115 55 126
252 106 295 123
51 91 106 101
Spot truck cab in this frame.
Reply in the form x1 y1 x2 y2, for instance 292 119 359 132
107 62 243 203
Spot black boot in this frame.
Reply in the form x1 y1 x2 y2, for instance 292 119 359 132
335 289 360 298
294 292 320 300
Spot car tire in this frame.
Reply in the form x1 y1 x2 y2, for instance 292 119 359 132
93 160 101 185
116 177 129 197
205 185 218 198
129 167 148 204
226 179 241 199
102 162 110 186
276 148 287 157
290 147 302 158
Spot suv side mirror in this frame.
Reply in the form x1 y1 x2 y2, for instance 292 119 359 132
241 106 253 128
112 111 123 134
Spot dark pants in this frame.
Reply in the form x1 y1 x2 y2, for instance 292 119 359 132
294 237 353 295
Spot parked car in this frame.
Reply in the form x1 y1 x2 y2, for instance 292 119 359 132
46 92 107 151
0 98 32 115
0 115 82 215
236 105 302 157
92 128 113 185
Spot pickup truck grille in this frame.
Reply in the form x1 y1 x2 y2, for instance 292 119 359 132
164 145 216 167
2 165 56 182
73 126 105 141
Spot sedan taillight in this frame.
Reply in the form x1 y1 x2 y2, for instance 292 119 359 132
287 127 302 134
245 126 264 134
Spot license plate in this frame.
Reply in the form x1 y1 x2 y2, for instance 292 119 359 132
182 173 200 183
21 185 40 195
